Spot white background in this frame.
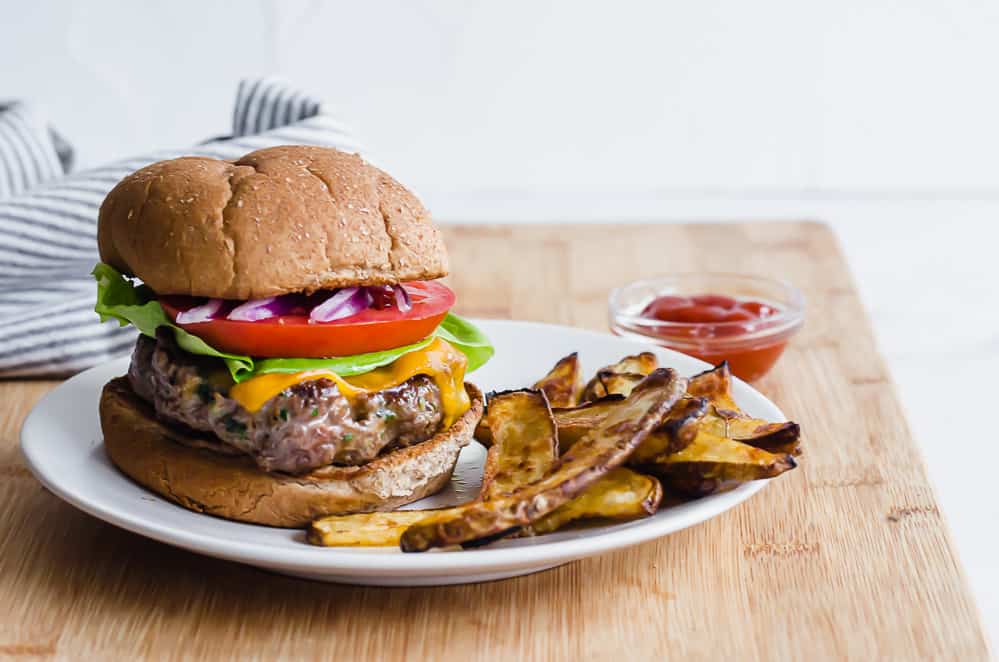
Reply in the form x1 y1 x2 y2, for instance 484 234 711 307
3 0 998 647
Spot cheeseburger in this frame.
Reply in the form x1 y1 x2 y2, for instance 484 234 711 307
93 146 492 527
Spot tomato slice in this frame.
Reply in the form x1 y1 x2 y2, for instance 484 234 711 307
160 281 456 358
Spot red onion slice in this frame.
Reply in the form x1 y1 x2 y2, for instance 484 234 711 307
394 285 412 312
309 287 372 323
227 295 299 321
367 285 396 309
180 285 414 326
175 298 225 324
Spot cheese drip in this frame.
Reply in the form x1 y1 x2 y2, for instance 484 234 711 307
228 338 470 427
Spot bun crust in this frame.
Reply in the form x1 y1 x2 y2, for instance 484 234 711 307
99 377 483 527
97 146 448 299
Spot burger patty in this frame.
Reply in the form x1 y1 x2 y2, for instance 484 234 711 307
127 332 444 474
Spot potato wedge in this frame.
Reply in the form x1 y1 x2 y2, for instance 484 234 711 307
641 429 796 497
628 396 708 464
529 467 663 535
580 352 658 402
555 394 706 459
550 395 624 452
308 510 442 547
480 390 558 500
580 371 646 402
604 352 659 377
310 389 558 547
400 368 686 552
533 352 583 408
687 361 740 412
310 442 666 547
689 361 802 455
706 418 802 455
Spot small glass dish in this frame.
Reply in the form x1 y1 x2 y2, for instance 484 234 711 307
608 273 805 382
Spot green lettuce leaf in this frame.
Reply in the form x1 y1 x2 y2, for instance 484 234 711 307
92 263 493 382
435 309 494 371
250 336 435 378
93 262 255 377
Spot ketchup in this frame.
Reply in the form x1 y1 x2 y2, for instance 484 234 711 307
639 293 787 381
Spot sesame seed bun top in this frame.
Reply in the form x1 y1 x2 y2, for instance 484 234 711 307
97 145 448 299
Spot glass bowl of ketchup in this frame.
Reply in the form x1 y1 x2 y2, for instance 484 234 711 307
608 274 804 382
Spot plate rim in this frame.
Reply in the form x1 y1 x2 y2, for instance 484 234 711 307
20 318 781 575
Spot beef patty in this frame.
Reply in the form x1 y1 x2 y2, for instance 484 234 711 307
127 332 444 474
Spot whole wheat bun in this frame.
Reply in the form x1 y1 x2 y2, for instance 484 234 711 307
99 377 484 527
97 146 448 299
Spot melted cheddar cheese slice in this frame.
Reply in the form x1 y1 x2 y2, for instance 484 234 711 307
228 338 470 427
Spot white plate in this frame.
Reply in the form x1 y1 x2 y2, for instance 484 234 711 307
21 319 782 586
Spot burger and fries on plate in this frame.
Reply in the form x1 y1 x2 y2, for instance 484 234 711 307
88 145 801 554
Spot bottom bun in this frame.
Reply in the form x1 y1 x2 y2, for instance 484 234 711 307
99 377 484 527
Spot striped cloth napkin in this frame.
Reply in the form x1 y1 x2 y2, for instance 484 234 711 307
0 78 360 377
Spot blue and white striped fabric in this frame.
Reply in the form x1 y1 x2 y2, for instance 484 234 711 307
0 78 360 377
0 102 68 199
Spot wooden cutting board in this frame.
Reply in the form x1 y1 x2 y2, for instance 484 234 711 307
0 222 988 661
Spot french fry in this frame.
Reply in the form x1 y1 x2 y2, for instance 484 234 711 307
400 369 686 552
533 352 582 408
528 467 663 535
476 353 583 443
580 352 658 402
550 396 624 452
687 361 740 411
641 429 797 497
603 352 659 377
309 389 557 547
480 390 558 499
708 419 801 455
580 371 646 402
628 396 708 464
307 510 442 547
312 356 802 550
689 362 802 455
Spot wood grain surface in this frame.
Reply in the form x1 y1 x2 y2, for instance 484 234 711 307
0 222 989 661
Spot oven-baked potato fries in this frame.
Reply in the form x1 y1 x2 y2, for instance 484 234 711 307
309 389 560 548
308 510 442 547
579 352 657 402
399 369 685 551
688 362 802 456
480 390 559 499
532 352 582 408
309 352 800 550
638 429 796 497
527 467 663 535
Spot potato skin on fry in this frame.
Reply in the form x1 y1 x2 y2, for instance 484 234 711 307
581 371 645 402
311 357 803 550
529 467 663 535
629 396 708 464
308 510 439 547
309 390 559 547
480 390 558 500
551 395 625 453
725 420 801 456
400 369 686 552
641 430 796 497
689 361 802 456
580 353 658 402
687 362 739 411
533 353 582 408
